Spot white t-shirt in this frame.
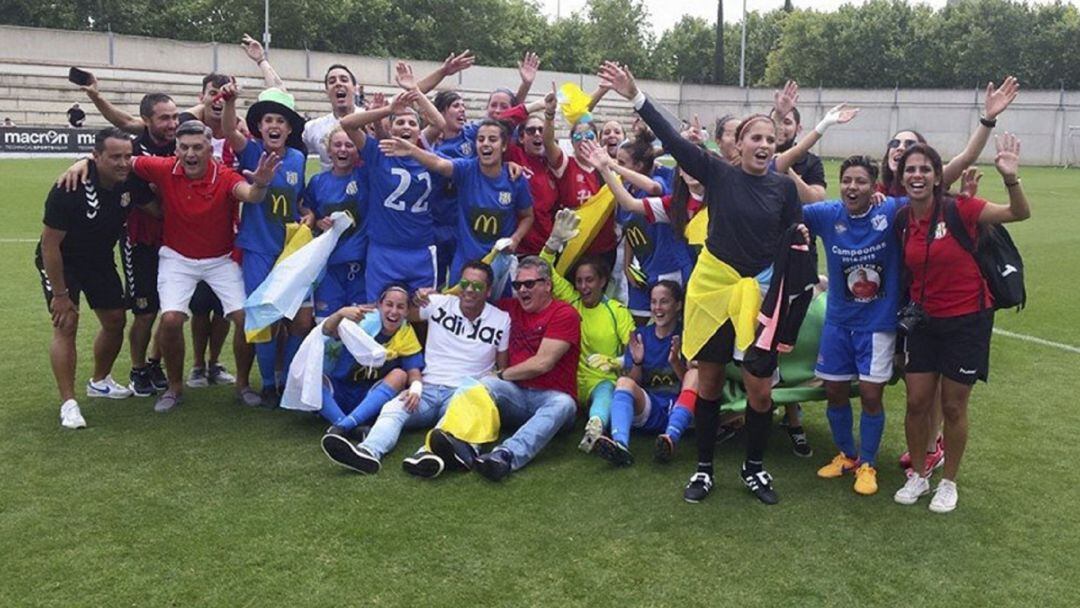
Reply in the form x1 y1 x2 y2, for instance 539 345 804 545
303 109 362 172
419 294 510 387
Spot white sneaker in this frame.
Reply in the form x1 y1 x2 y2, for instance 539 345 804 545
186 367 209 388
894 470 931 505
578 415 604 453
87 375 133 399
929 479 958 513
59 399 86 429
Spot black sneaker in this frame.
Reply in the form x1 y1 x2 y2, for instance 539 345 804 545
402 450 445 479
741 463 779 505
320 434 381 474
654 434 675 463
683 471 714 503
429 429 477 471
146 359 168 392
787 425 813 458
474 448 513 482
260 386 280 409
128 366 156 397
595 436 634 467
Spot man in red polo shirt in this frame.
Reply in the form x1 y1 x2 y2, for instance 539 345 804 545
129 120 280 412
469 255 581 481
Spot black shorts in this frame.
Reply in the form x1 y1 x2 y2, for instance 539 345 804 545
905 310 993 385
121 237 160 314
35 246 124 312
693 320 778 379
190 280 224 316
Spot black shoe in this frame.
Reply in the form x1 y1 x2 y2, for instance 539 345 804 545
129 366 156 397
595 436 634 467
741 463 779 505
260 386 280 409
683 471 714 503
402 450 445 479
654 434 675 463
320 434 381 474
474 448 513 482
146 359 168 392
787 425 814 458
429 429 477 471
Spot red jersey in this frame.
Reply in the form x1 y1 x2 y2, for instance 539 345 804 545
132 156 245 259
904 196 992 317
497 297 581 399
508 144 559 256
553 153 614 255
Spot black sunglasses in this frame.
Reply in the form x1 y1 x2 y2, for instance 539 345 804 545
888 138 919 150
511 278 547 291
523 126 544 135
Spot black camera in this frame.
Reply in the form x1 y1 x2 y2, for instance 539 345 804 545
897 301 928 335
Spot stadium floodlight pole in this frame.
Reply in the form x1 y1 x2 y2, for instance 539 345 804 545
739 0 747 87
263 0 271 56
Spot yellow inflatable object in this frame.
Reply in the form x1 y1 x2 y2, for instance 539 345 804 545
555 185 616 275
558 82 593 126
426 379 501 448
682 248 762 358
245 222 314 343
685 207 708 246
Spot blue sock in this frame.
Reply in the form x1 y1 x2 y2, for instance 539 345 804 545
588 381 615 428
609 389 634 446
859 410 886 466
319 383 348 427
255 341 277 390
665 405 693 442
825 403 856 459
284 335 302 381
341 382 397 431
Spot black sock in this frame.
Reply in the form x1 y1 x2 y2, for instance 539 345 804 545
695 397 721 468
744 407 772 468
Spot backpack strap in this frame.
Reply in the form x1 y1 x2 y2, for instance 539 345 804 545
942 197 988 312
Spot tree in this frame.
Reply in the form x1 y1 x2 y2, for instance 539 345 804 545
584 0 656 76
652 16 715 83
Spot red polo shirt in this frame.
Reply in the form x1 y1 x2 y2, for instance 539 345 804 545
552 153 614 255
507 144 559 256
904 195 992 317
132 156 245 259
497 297 580 399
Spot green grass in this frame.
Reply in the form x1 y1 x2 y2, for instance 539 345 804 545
2 158 1079 607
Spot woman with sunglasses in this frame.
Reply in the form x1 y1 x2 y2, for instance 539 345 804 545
378 119 535 289
539 210 636 455
508 114 561 257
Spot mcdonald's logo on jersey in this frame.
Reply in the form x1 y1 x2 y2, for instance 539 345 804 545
268 188 294 220
647 371 678 390
469 209 502 241
624 220 654 259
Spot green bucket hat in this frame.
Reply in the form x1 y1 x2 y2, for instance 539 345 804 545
245 87 306 152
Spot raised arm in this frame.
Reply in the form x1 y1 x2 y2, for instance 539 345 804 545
79 71 143 133
588 84 611 112
220 83 248 154
340 90 418 150
943 76 1019 187
582 140 646 215
598 61 711 184
241 34 285 89
773 103 859 175
378 136 454 177
233 151 281 202
978 132 1030 224
413 86 447 135
413 50 476 94
515 52 540 105
542 83 564 168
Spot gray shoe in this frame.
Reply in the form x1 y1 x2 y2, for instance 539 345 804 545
236 387 262 407
153 391 182 413
208 364 236 386
186 367 208 388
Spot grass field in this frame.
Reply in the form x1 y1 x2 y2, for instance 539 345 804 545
2 158 1079 607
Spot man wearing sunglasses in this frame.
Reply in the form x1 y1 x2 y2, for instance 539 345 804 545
351 261 511 477
468 256 582 482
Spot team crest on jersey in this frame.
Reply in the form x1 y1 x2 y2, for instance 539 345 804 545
346 180 358 196
120 192 131 208
460 141 473 156
834 221 847 234
576 174 585 183
871 213 887 232
286 171 299 186
498 191 512 206
934 221 948 240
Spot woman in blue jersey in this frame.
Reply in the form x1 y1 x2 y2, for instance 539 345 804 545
318 284 425 474
222 86 309 406
304 127 368 319
338 88 446 301
801 156 907 496
593 281 697 466
379 119 535 287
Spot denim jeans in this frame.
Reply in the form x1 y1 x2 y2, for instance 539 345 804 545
480 376 576 471
359 384 455 460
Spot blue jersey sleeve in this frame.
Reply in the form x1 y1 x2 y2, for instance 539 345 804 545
513 170 533 211
399 351 424 372
801 200 834 234
451 157 475 184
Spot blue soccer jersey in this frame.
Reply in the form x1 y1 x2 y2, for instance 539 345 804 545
361 137 440 247
326 328 425 407
429 131 475 238
304 167 368 265
449 158 532 282
620 186 694 285
802 197 907 332
236 139 305 255
623 324 682 398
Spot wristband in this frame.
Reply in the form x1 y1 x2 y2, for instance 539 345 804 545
252 181 269 189
1004 178 1021 187
980 116 997 128
496 369 504 380
632 359 643 367
544 111 556 119
408 381 422 396
53 290 69 298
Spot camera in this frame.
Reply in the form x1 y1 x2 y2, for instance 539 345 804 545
896 301 928 335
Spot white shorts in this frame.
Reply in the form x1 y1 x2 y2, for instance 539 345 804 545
157 246 246 317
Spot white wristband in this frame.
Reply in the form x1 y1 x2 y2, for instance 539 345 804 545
408 381 423 397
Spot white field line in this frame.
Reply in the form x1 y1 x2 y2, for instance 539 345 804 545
993 328 1080 355
0 238 36 243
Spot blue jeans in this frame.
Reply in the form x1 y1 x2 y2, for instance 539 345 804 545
359 384 455 460
480 376 576 471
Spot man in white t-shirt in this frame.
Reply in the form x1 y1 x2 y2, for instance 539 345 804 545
339 260 510 476
303 64 364 171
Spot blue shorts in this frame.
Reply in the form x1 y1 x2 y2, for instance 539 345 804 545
329 377 375 415
815 323 896 384
315 261 366 318
241 250 276 295
635 390 675 434
365 243 437 302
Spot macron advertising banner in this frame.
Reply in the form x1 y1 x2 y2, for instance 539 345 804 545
0 127 97 153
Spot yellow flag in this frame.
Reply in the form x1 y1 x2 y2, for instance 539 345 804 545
246 223 314 343
555 185 616 275
558 82 593 126
426 379 501 448
685 207 708 246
